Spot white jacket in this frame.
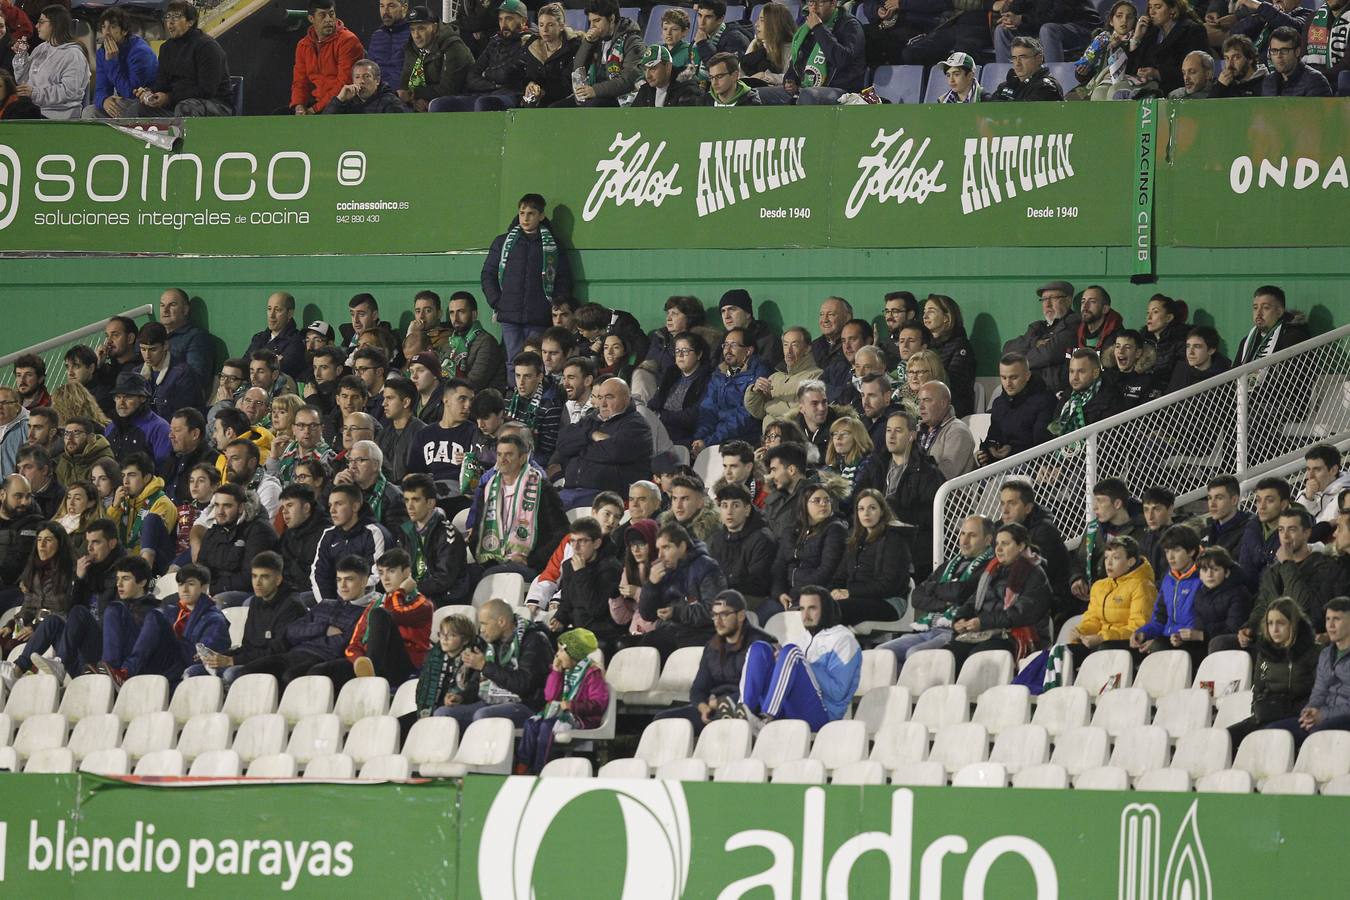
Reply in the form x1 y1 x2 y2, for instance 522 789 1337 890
14 41 90 119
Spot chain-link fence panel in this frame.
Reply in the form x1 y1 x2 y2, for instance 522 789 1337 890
0 306 155 395
935 325 1350 566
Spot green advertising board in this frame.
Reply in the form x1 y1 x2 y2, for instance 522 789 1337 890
1159 97 1350 248
1 773 1344 897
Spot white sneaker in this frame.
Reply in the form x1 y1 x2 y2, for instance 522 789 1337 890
31 655 66 683
0 660 18 692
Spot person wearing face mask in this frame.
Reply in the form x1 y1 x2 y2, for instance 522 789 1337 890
1002 280 1081 397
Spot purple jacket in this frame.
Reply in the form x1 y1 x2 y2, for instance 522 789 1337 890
543 664 608 729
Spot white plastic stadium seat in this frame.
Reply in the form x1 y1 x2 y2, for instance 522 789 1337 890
1321 773 1350 796
772 758 826 785
832 760 886 785
955 650 1014 700
1133 650 1194 702
540 757 593 778
751 719 812 772
422 718 513 777
342 715 400 767
809 720 868 773
247 753 299 778
1292 730 1350 785
854 685 911 738
1090 687 1150 738
135 749 186 777
1233 730 1295 786
334 677 391 727
1074 649 1133 698
890 761 946 786
1031 686 1091 738
1193 650 1253 696
1050 726 1110 777
911 684 969 734
634 718 694 771
232 713 288 764
177 713 231 763
190 749 243 777
1196 769 1252 793
870 721 929 772
623 646 702 706
554 690 616 746
278 675 336 725
1108 725 1170 781
287 714 343 766
972 684 1030 737
169 676 223 726
304 753 356 779
4 672 59 723
390 679 420 718
565 506 592 524
1012 763 1068 789
472 572 527 608
929 723 989 775
111 674 169 724
25 747 75 773
1213 690 1254 729
714 758 768 783
66 713 122 762
656 758 709 781
607 646 661 696
990 723 1049 775
401 717 459 774
0 711 11 746
120 711 176 762
359 754 412 781
0 746 17 770
1169 728 1231 781
1259 772 1316 795
762 611 809 648
952 762 1007 788
58 674 115 721
692 719 752 773
855 649 898 696
13 712 69 762
222 673 279 726
1135 768 1191 792
1074 765 1130 791
1151 689 1212 740
897 649 956 695
597 758 651 779
79 747 130 776
224 606 248 647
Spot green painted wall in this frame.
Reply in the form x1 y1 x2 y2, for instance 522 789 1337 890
6 245 1349 372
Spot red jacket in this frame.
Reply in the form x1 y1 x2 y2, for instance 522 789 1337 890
344 589 433 668
290 22 364 111
1 2 32 42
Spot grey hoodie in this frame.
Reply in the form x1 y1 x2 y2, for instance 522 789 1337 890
14 41 89 119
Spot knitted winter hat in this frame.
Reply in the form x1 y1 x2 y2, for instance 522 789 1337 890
559 628 598 662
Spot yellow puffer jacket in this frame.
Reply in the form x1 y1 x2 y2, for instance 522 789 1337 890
108 475 178 556
1080 559 1156 642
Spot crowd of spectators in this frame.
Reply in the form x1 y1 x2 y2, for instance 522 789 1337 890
1 0 1345 120
0 194 1345 761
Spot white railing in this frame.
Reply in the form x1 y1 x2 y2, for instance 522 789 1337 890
0 305 155 392
933 323 1350 567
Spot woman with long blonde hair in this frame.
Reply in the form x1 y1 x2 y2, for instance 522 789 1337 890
741 3 795 86
52 381 109 428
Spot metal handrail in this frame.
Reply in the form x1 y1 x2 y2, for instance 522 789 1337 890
0 305 154 368
932 321 1350 566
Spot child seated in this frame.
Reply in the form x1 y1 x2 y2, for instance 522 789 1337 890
1132 525 1202 656
516 628 609 775
402 613 479 738
1071 535 1155 666
1171 546 1251 668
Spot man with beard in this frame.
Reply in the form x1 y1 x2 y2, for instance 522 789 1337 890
16 446 63 520
1209 35 1268 97
291 0 366 114
0 474 39 614
857 373 901 454
366 0 410 80
443 292 506 391
57 417 114 488
268 405 336 487
90 317 141 418
224 438 283 520
691 326 771 456
399 5 474 111
195 483 279 602
1003 280 1080 397
547 357 596 479
1074 285 1122 355
13 354 49 411
436 0 531 110
632 44 705 106
308 345 346 421
104 373 171 467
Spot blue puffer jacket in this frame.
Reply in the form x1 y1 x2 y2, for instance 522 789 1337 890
638 540 728 638
695 357 773 446
1309 642 1350 721
155 596 229 680
1137 564 1202 639
95 34 159 107
365 21 409 87
285 594 374 659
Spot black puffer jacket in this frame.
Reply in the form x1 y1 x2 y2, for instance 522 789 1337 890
772 518 848 598
651 362 714 448
689 624 776 705
1190 577 1251 642
514 33 582 106
706 519 779 606
196 516 279 594
1251 617 1319 724
0 510 41 587
480 619 555 711
984 375 1056 457
838 522 913 609
931 327 977 418
955 553 1053 649
858 448 946 581
465 31 531 93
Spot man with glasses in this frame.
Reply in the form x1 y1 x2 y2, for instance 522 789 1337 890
269 405 336 486
128 0 234 116
692 326 772 458
704 51 761 105
1002 279 1080 396
207 356 249 434
338 411 379 461
334 439 408 533
57 418 115 488
1261 25 1331 94
351 347 391 425
989 35 1064 100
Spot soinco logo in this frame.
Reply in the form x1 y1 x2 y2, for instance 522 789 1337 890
479 778 691 899
0 144 21 231
1118 800 1212 900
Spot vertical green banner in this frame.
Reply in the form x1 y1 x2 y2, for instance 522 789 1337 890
1131 99 1158 283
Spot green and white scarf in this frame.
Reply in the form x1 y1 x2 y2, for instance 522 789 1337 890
1303 6 1333 68
541 658 592 723
1051 378 1100 438
498 221 559 303
790 8 839 88
1081 518 1103 583
409 52 428 90
479 466 543 564
1237 319 1284 365
365 473 392 524
914 547 993 628
443 321 486 380
481 615 529 704
689 23 724 80
276 439 334 484
120 488 168 552
506 381 545 431
588 31 632 84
